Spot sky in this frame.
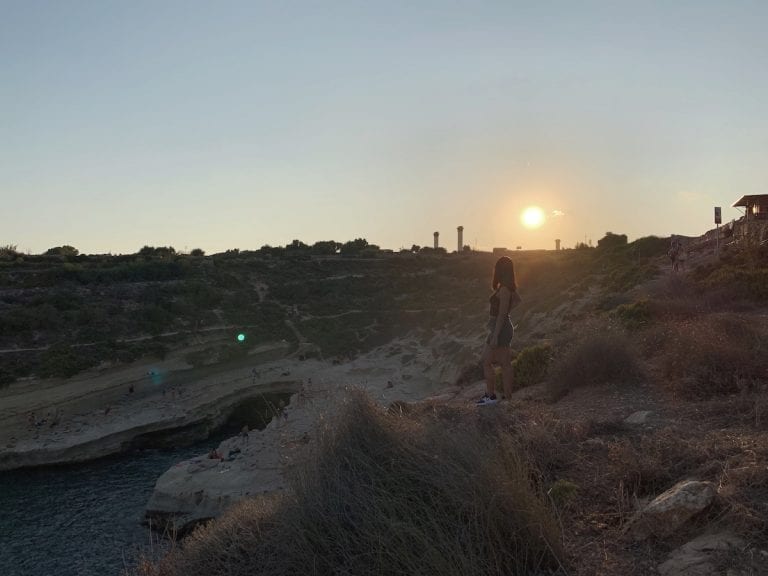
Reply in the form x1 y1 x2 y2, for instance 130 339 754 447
2 1 767 254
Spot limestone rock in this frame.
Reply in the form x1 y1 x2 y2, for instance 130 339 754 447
624 410 653 425
625 480 717 540
658 532 745 576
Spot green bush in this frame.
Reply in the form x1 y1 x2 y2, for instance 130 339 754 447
512 343 551 387
610 299 652 330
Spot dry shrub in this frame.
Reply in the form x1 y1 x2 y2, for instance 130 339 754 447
546 329 642 401
605 431 712 498
660 314 768 399
138 391 564 576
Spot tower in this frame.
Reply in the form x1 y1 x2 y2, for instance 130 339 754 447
457 226 464 253
555 239 561 251
433 231 439 250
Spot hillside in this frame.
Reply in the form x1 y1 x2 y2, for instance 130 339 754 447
129 236 768 576
4 236 767 574
0 238 668 385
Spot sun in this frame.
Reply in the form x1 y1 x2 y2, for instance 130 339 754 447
521 206 545 229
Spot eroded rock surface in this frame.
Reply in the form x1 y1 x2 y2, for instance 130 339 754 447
625 480 717 540
658 532 745 576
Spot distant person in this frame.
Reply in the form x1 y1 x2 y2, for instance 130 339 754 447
669 236 681 273
240 424 249 444
676 240 688 271
478 256 521 406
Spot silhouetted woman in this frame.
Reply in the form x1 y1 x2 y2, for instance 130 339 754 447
477 256 521 405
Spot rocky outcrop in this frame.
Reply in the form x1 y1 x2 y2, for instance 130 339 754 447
624 480 717 540
0 380 301 471
145 398 315 534
658 532 745 576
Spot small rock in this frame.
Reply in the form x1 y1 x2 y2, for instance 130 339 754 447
624 410 653 425
658 533 745 576
625 480 717 540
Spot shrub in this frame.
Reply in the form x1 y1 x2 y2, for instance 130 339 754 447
546 330 641 400
660 315 768 399
139 391 564 576
512 343 551 387
38 344 93 378
597 232 627 250
610 299 652 330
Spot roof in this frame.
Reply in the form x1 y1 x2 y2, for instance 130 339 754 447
732 194 768 208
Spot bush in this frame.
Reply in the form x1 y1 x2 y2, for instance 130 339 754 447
38 344 93 378
546 330 641 400
610 299 652 330
512 343 551 387
660 315 768 399
139 392 564 576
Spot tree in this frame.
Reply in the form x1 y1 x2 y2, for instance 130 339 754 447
597 232 628 250
190 248 205 257
311 240 342 255
45 245 79 257
0 244 19 259
340 238 370 256
138 246 176 259
286 239 309 251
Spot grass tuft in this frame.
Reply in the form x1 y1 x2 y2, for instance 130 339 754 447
136 390 564 576
546 329 641 401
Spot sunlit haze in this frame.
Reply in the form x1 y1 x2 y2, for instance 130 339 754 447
2 1 767 254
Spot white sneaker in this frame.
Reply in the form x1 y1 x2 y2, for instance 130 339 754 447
476 394 498 406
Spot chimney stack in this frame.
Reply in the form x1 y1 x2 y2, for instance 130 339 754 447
433 231 439 250
457 226 464 253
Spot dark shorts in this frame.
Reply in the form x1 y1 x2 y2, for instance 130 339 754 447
486 317 514 347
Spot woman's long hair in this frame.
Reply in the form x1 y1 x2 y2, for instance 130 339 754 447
492 256 517 291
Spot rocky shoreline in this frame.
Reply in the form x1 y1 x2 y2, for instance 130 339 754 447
0 380 302 471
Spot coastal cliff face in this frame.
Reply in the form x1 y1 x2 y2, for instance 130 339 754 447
145 412 292 533
144 332 476 533
0 380 302 471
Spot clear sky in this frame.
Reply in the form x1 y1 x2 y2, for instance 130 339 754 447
2 1 767 254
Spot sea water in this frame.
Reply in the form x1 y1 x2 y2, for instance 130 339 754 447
0 393 292 576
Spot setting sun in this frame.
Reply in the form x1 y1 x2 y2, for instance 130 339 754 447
521 206 545 229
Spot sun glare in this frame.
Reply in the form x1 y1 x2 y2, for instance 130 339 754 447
521 206 545 229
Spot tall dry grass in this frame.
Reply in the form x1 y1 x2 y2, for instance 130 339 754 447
546 328 642 401
659 314 768 399
136 391 564 576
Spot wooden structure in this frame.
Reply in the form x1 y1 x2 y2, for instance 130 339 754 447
732 195 768 220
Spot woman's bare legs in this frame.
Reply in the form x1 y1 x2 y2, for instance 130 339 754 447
481 344 496 397
499 347 513 398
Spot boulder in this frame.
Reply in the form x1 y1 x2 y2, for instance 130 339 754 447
624 410 653 425
658 532 745 576
624 480 717 540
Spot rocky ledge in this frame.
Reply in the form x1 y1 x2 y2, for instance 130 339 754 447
0 380 301 471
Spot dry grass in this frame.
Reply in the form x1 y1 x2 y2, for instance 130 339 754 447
658 314 768 399
135 391 565 576
545 327 642 401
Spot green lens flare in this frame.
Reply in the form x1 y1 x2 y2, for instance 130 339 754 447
237 333 246 342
